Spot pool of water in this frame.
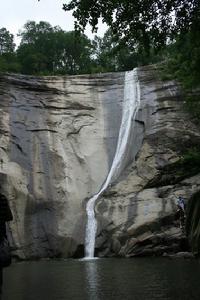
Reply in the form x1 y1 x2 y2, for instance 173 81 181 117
2 258 200 300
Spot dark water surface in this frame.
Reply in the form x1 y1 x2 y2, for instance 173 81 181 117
3 258 200 300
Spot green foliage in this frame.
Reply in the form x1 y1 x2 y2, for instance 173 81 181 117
162 28 200 88
0 21 161 75
185 94 200 123
0 27 15 54
57 31 93 75
171 148 200 180
186 191 200 256
91 30 139 72
91 29 163 73
157 20 200 122
63 0 199 54
63 0 200 121
0 27 19 73
0 4 199 81
17 21 94 75
181 148 200 169
17 43 48 74
0 52 21 73
62 0 200 86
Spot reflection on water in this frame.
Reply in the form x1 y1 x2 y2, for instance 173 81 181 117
84 260 99 300
3 258 200 300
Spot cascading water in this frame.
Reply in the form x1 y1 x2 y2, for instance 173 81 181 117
85 68 141 258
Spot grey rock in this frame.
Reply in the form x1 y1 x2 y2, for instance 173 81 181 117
0 66 199 259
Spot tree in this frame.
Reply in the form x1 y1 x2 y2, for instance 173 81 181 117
17 21 93 75
91 29 139 72
0 27 15 54
91 28 161 73
19 20 53 44
63 0 199 53
17 43 48 74
17 21 56 74
55 31 93 74
92 30 118 72
0 27 20 73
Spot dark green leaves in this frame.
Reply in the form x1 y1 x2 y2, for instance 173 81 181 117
0 27 15 55
63 0 199 51
17 21 93 75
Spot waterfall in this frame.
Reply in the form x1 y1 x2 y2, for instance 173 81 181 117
84 68 141 258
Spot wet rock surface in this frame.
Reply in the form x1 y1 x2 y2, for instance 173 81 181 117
95 65 200 257
0 66 200 258
0 72 124 258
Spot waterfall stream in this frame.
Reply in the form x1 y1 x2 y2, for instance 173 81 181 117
85 69 141 258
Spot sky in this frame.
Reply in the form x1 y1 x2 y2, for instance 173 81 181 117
0 0 107 46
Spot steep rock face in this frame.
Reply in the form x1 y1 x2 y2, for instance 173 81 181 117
95 66 200 257
0 65 199 258
0 72 124 258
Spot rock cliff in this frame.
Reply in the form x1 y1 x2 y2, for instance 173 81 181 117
95 66 200 257
0 65 199 259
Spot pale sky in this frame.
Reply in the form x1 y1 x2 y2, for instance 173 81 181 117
0 0 107 47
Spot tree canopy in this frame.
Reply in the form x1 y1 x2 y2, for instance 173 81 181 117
63 0 200 122
1 21 153 75
17 21 93 75
0 27 20 73
63 0 199 52
0 27 15 54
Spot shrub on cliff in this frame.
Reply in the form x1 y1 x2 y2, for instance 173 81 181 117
186 191 200 257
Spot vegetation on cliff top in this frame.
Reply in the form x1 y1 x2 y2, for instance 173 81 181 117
0 2 199 118
63 0 200 120
0 1 199 86
0 1 199 121
63 0 198 53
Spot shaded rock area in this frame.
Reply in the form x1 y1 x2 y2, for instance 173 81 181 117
0 65 199 259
